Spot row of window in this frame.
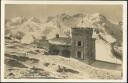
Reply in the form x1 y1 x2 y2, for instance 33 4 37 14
76 41 85 59
76 41 83 59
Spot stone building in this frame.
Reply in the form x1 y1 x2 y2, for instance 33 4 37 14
71 27 96 64
48 27 96 64
48 34 71 57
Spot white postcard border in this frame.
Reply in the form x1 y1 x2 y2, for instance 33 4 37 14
1 1 127 82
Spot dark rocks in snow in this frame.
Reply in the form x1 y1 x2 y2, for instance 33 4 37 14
57 65 79 74
5 54 39 63
5 59 28 68
44 63 50 67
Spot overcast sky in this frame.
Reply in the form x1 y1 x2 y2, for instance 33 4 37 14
5 4 123 22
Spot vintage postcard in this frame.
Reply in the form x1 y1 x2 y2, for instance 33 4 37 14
1 1 127 82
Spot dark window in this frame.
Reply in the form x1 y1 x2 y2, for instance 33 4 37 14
77 51 81 58
77 41 82 46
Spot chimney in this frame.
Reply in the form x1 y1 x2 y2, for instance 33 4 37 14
56 34 59 38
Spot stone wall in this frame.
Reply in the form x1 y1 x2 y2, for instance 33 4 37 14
71 27 96 64
49 44 71 57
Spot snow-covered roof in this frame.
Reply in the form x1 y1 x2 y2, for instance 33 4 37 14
48 37 71 46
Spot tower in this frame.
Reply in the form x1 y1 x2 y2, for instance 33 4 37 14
71 27 95 64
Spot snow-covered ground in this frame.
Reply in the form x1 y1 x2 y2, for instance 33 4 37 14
4 39 122 79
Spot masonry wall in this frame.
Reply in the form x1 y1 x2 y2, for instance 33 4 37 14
49 44 71 57
71 28 95 64
37 38 49 51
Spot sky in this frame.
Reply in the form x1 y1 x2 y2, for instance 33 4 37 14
5 4 123 22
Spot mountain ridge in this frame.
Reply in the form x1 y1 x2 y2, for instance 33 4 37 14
5 13 123 58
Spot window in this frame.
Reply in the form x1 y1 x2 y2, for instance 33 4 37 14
77 41 82 46
77 51 81 59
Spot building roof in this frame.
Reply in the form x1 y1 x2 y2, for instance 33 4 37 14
48 37 71 46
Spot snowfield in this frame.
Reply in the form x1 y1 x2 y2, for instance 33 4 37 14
5 39 122 79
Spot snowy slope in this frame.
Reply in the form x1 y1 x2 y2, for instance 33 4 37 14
5 41 122 79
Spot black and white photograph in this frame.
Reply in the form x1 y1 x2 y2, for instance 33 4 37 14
1 1 127 82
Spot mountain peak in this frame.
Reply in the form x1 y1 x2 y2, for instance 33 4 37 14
91 13 107 21
73 13 85 18
29 17 41 23
11 16 27 22
6 16 27 26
